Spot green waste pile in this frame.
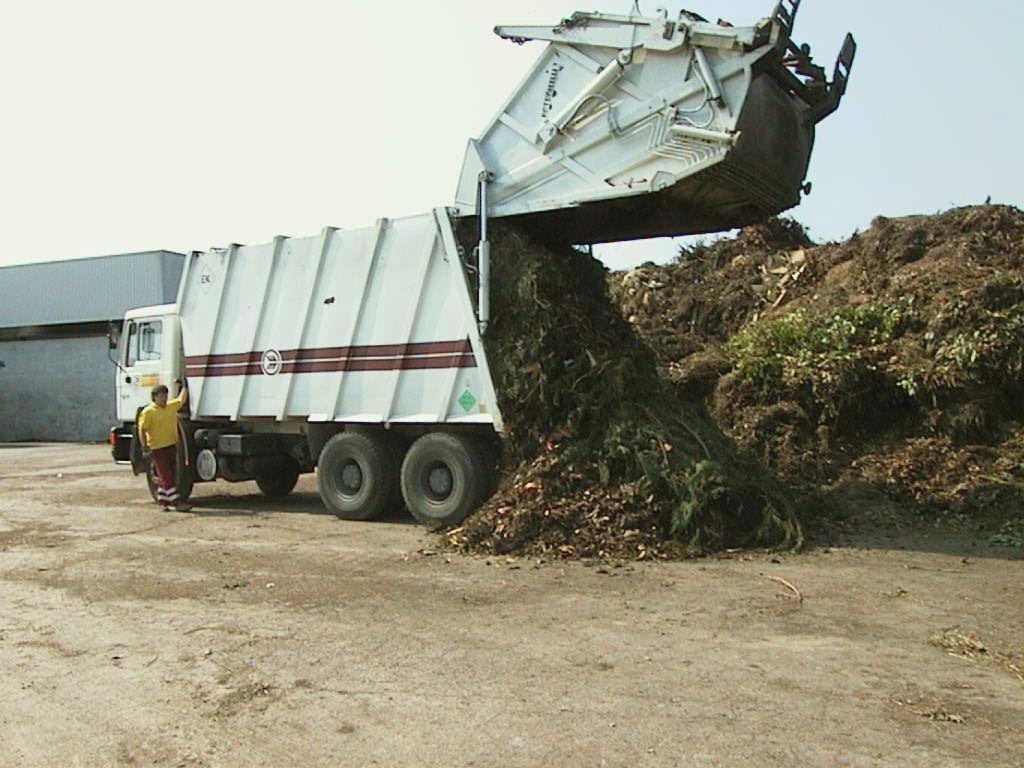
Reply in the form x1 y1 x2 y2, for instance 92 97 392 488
610 204 1024 533
449 223 801 560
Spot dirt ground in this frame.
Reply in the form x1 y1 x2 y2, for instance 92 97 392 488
0 444 1021 767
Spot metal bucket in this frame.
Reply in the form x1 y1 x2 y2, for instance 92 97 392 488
454 3 855 243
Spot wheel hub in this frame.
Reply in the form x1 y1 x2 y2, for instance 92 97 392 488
340 461 363 493
426 463 453 500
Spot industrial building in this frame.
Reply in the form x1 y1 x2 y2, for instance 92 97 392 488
0 252 184 442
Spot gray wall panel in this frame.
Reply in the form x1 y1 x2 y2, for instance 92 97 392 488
0 251 184 329
0 336 115 442
161 251 187 304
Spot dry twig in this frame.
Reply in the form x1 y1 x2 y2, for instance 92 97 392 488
764 574 803 604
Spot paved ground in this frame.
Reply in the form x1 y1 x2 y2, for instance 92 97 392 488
0 443 1021 767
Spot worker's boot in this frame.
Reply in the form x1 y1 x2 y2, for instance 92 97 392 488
174 502 193 512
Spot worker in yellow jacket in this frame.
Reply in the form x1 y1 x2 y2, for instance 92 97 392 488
138 381 192 511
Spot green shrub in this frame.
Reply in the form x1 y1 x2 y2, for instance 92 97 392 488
725 305 903 421
927 303 1024 391
990 515 1024 547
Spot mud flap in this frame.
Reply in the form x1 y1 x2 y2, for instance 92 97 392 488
176 420 197 501
130 424 147 476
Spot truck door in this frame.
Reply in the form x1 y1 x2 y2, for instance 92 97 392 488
117 318 166 422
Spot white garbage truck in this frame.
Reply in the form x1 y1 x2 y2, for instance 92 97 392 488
109 3 855 525
111 210 501 525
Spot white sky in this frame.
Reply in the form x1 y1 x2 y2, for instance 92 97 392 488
1 1 1021 272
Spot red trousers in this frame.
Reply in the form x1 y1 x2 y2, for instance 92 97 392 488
151 445 179 507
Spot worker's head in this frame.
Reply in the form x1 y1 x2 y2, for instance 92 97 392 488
151 384 169 406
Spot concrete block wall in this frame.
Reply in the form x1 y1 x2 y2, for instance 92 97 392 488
0 335 115 442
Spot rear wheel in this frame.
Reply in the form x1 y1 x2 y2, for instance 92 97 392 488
317 432 399 520
400 433 490 527
256 460 300 498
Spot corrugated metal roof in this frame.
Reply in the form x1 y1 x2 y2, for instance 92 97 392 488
0 251 184 329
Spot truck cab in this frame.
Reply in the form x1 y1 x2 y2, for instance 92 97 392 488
116 305 183 421
109 304 183 464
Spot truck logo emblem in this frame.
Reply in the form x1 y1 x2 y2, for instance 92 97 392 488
260 349 283 376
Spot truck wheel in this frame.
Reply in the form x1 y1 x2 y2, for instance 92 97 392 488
317 432 399 520
400 433 488 527
256 461 300 498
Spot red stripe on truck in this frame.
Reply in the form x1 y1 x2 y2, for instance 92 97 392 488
291 339 471 362
184 340 477 378
184 351 263 366
185 339 472 367
185 363 264 378
282 354 477 375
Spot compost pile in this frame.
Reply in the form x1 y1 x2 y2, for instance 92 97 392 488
610 204 1024 531
450 223 801 559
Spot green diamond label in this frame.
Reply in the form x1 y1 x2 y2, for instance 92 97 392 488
458 389 477 412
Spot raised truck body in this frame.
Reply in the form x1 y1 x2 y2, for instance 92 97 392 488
456 2 855 243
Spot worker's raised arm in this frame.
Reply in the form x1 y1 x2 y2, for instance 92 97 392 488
169 379 189 411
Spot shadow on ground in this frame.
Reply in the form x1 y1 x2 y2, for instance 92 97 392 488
805 530 1023 562
184 490 417 525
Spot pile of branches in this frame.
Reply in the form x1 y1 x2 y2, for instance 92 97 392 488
610 204 1024 527
449 223 801 559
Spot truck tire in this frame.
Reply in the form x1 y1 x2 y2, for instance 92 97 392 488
400 433 489 527
317 432 399 520
256 461 300 498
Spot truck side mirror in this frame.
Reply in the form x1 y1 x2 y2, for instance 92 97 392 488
107 321 121 351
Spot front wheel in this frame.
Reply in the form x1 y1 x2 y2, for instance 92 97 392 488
145 448 194 505
400 433 491 527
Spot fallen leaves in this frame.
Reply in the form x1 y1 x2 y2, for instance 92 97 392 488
930 626 1024 687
